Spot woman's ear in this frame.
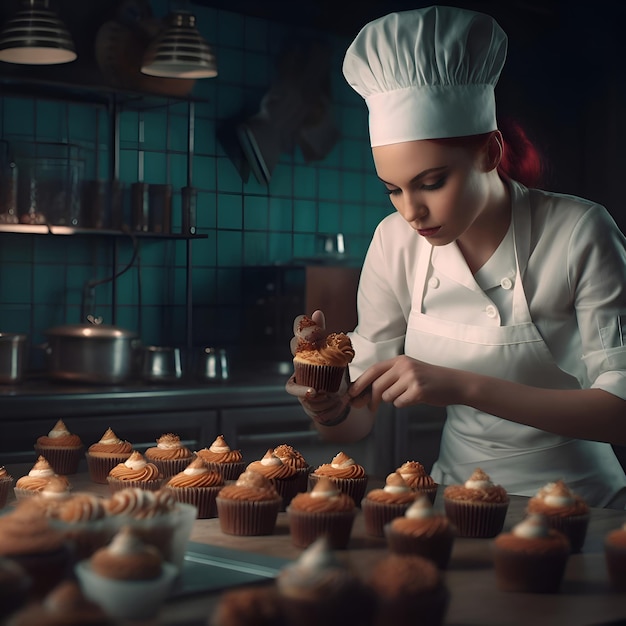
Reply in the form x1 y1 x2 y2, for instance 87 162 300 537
483 130 503 172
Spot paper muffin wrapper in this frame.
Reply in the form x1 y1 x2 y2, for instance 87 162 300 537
384 523 455 570
215 496 282 536
13 487 43 501
414 484 439 505
308 474 368 506
106 476 164 494
543 513 589 553
0 476 14 509
293 362 346 394
50 517 117 562
286 507 357 549
361 499 415 538
493 546 569 593
145 457 195 479
269 476 303 511
203 461 246 482
164 485 222 519
34 445 83 475
85 452 132 484
443 498 509 538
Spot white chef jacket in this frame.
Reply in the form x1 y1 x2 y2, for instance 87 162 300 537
348 180 626 506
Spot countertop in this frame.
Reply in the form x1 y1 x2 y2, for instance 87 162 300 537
3 466 625 626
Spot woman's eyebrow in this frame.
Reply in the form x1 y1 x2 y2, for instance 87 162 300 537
378 165 448 186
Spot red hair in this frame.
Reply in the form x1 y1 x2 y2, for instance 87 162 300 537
433 118 546 189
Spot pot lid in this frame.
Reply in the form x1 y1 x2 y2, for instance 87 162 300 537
45 324 138 339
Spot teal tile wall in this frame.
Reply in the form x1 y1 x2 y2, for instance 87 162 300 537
0 4 391 366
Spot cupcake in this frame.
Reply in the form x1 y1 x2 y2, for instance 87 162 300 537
366 553 449 626
292 314 355 394
604 521 626 591
196 434 246 480
210 584 285 626
75 525 178 621
164 455 225 518
26 475 73 519
144 432 194 478
0 498 72 599
526 480 590 553
215 469 283 536
0 557 31 621
385 495 457 569
286 476 357 549
6 580 114 625
0 465 14 509
48 492 113 561
274 444 312 494
106 450 163 492
361 471 417 537
246 449 300 509
85 427 133 484
493 513 571 593
14 456 70 501
309 451 369 504
442 467 509 538
396 460 438 503
34 419 84 475
276 536 375 626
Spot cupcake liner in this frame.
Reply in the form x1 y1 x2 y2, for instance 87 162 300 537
85 452 132 484
106 476 164 494
443 498 509 538
361 499 414 538
384 523 455 570
50 517 117 563
215 496 281 536
309 474 369 506
543 513 589 553
292 466 313 493
493 547 569 593
293 362 346 393
165 486 222 519
414 485 439 505
270 476 302 511
204 461 246 482
0 477 14 509
13 487 42 501
145 457 194 479
34 445 83 475
286 507 357 549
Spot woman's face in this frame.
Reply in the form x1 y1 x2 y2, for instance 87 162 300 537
372 137 502 247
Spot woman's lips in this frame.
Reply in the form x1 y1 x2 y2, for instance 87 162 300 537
417 226 441 237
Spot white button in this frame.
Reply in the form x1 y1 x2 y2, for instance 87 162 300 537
428 277 440 289
500 277 513 290
485 305 498 318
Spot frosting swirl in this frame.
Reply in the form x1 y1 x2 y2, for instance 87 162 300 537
390 495 454 538
273 444 309 470
53 493 108 523
526 480 589 517
313 452 366 479
196 435 243 463
217 470 281 502
145 433 192 460
165 457 224 488
15 456 68 492
397 461 437 490
246 449 297 480
88 428 133 455
443 467 509 503
293 315 355 367
108 451 161 482
36 419 83 448
365 472 416 504
288 476 355 512
105 487 175 519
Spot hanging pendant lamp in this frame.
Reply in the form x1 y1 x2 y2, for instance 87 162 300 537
141 11 217 79
0 0 76 65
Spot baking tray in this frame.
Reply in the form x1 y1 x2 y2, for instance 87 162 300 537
171 541 292 598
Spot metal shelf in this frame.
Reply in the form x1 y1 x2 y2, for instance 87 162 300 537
0 223 207 239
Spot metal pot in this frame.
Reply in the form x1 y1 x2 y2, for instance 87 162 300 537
44 324 141 384
0 333 28 384
142 346 183 383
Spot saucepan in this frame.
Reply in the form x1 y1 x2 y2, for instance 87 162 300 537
43 323 141 384
142 346 183 383
0 333 28 384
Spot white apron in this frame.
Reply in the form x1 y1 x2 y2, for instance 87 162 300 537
405 201 626 508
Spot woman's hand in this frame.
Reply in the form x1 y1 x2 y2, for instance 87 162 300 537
348 355 462 410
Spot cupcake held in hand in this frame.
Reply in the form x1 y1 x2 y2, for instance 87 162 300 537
493 513 570 593
196 434 245 481
385 495 456 569
443 467 509 538
526 480 590 553
287 476 357 549
144 433 194 478
292 314 355 393
85 427 133 484
107 450 163 492
34 419 84 475
361 471 417 537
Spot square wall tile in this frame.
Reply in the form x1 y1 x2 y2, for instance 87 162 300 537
318 168 340 200
268 232 292 264
0 264 31 303
243 195 268 230
217 193 243 230
217 267 243 305
318 201 341 233
217 230 243 266
243 231 267 266
3 97 35 137
269 196 293 231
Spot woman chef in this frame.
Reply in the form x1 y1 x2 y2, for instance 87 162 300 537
286 6 626 508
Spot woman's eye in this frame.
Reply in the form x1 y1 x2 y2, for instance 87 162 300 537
422 176 446 191
383 187 402 197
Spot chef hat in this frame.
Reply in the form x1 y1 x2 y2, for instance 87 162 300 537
342 6 507 147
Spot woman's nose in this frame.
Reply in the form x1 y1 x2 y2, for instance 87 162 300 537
400 198 428 222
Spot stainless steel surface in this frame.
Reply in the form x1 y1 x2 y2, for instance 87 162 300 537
142 346 183 383
197 347 229 382
0 332 28 383
43 323 140 384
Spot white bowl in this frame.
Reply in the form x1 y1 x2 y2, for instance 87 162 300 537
75 559 179 620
